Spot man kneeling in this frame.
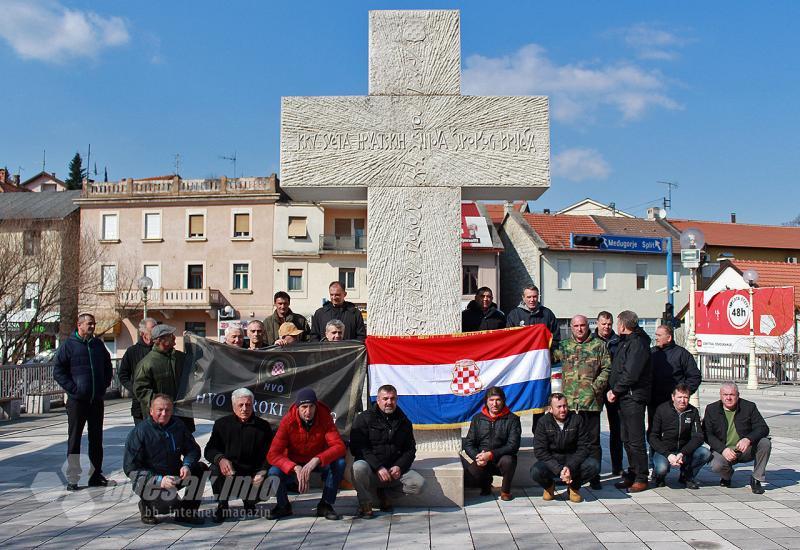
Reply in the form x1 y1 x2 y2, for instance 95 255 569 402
350 384 425 518
267 388 347 520
531 393 599 503
124 394 207 525
205 388 274 522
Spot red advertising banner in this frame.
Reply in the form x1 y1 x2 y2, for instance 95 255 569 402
461 202 493 248
694 287 795 354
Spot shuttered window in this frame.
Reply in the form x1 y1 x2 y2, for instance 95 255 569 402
288 217 307 238
234 213 250 237
188 214 205 238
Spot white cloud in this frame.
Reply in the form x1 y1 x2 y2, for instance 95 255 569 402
0 0 129 63
620 23 690 61
552 148 611 182
462 43 681 123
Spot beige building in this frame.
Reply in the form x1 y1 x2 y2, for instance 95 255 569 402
77 175 280 355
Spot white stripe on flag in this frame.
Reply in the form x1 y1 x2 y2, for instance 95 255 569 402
368 348 550 396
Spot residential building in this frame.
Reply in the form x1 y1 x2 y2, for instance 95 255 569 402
0 168 27 193
500 211 689 338
556 198 634 218
20 171 68 192
0 191 81 362
76 174 280 356
461 202 504 307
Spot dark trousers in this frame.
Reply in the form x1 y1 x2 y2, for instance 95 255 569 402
619 397 648 483
137 463 208 514
210 463 270 505
577 411 601 482
462 454 517 494
530 457 600 489
605 397 623 473
646 398 668 468
66 398 104 484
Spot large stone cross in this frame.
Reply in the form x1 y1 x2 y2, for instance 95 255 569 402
281 9 550 337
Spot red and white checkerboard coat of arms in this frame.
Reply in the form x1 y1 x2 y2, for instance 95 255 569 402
450 359 483 396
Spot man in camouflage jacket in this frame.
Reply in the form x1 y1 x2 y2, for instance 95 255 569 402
553 315 611 489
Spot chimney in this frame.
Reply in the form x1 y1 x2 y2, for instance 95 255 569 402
609 202 617 216
731 212 736 223
543 208 551 215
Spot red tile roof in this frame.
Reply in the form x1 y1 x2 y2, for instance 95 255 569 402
523 213 603 250
133 174 178 182
483 201 527 225
670 219 800 250
594 216 681 253
0 181 30 193
729 259 800 309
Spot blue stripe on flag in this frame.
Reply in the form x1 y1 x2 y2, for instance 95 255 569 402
374 378 552 426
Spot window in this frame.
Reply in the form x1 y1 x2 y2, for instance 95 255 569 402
334 218 352 236
288 216 307 238
23 230 40 256
188 214 205 238
462 265 479 295
339 268 356 290
143 264 161 289
187 264 204 289
101 213 118 240
41 184 57 192
101 265 117 291
233 263 250 290
24 283 39 310
636 263 648 290
144 212 161 240
593 260 606 290
557 259 571 290
287 268 303 291
185 321 207 338
233 213 250 237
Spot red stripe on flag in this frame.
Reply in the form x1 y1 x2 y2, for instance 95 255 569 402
365 325 551 366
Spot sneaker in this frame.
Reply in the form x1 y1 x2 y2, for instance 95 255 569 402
648 468 655 482
719 478 732 488
357 503 375 519
750 477 765 494
685 479 700 490
88 475 116 488
316 500 342 521
269 503 293 519
66 483 80 492
542 482 556 501
139 501 158 525
568 486 584 503
500 492 513 501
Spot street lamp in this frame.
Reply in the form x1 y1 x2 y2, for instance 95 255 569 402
1 296 15 365
742 268 759 390
217 305 235 341
137 276 153 319
680 228 705 407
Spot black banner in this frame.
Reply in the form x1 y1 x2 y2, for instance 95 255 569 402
175 333 367 434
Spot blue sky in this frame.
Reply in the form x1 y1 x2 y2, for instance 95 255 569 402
1 1 798 224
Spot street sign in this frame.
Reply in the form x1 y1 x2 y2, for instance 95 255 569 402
571 234 667 253
681 248 701 268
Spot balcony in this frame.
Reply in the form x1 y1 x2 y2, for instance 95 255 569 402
320 234 367 253
81 175 279 199
118 288 223 310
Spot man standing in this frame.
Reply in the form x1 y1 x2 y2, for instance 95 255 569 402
350 385 425 518
223 325 244 347
554 315 611 490
462 287 506 332
205 388 274 522
310 281 367 342
118 317 157 425
124 395 207 525
323 320 345 342
650 324 701 425
703 382 771 494
267 388 347 520
53 313 113 491
531 393 599 503
134 324 195 432
265 291 310 344
246 320 268 350
606 310 652 493
595 311 623 476
649 384 710 489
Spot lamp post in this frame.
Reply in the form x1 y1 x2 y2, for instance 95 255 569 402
742 268 760 390
137 276 153 319
680 228 705 407
217 305 235 341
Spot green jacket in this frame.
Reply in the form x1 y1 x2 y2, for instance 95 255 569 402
554 333 611 412
134 347 186 414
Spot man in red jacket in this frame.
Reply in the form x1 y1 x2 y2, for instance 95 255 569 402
267 388 346 520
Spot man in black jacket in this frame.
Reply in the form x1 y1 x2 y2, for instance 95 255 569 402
124 394 208 525
310 282 366 342
649 324 701 428
531 393 599 503
118 317 157 425
596 311 623 476
703 382 771 494
606 310 652 493
53 313 113 491
648 384 710 489
205 388 274 522
350 384 424 518
462 287 506 332
462 387 521 500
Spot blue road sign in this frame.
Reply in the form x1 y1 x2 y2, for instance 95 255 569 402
600 234 666 253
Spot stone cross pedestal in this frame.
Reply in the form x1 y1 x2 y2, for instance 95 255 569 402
280 10 550 506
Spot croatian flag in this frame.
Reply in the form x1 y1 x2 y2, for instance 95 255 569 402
365 325 552 428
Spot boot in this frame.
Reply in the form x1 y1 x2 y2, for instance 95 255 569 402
542 482 556 501
627 481 649 493
316 499 342 521
212 501 228 524
568 485 584 503
139 500 158 525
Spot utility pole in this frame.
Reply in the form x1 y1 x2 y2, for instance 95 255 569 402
658 180 679 212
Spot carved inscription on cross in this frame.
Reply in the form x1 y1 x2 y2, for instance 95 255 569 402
280 10 550 336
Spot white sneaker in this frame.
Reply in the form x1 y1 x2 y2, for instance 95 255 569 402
648 468 655 482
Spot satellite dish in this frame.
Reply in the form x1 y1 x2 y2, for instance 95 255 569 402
658 208 667 219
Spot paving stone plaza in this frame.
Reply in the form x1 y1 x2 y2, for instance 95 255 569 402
0 384 798 549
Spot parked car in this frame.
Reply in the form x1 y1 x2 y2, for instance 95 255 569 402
23 349 56 365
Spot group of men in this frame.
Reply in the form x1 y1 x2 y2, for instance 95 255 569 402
462 285 773 498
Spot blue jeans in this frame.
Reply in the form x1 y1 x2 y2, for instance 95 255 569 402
530 457 600 488
652 446 712 481
268 457 346 508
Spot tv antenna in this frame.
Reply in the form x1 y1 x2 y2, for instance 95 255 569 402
42 149 46 172
219 152 237 179
658 180 679 211
174 153 181 176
